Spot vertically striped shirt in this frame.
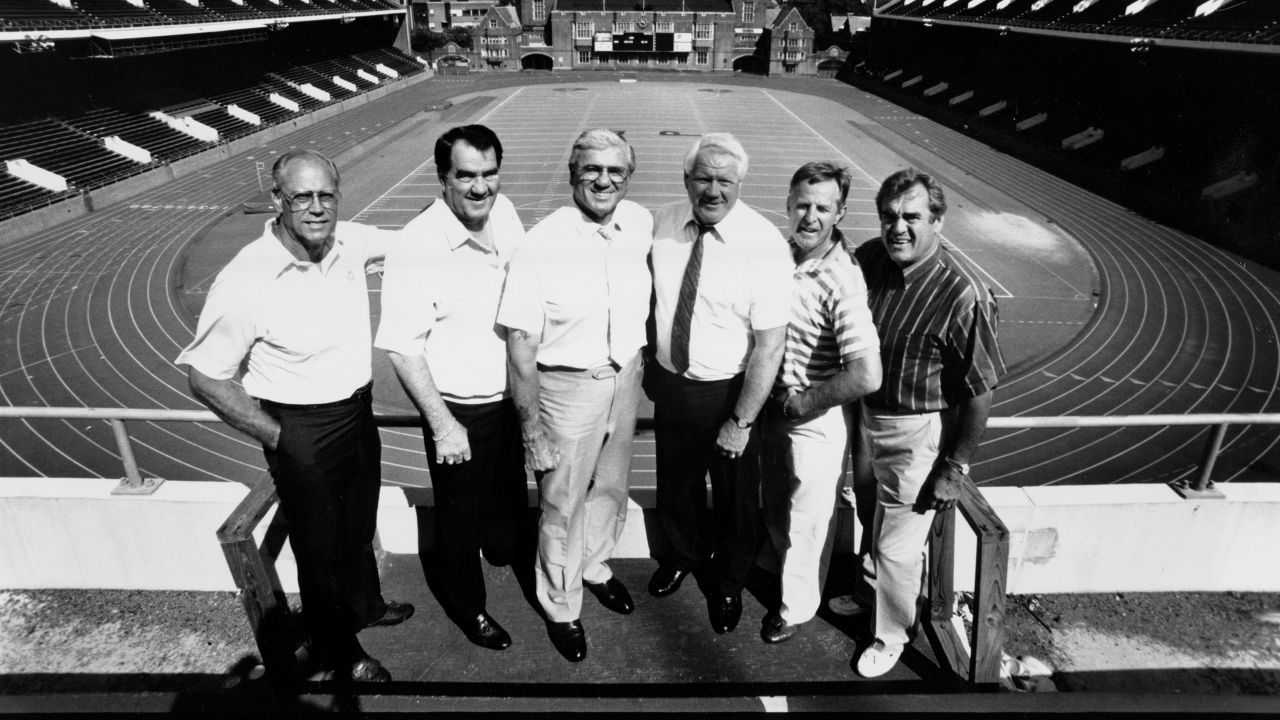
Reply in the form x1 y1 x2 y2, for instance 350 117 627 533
778 239 879 392
853 238 1004 413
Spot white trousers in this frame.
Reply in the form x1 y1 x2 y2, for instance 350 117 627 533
860 404 945 647
762 403 853 625
534 353 642 623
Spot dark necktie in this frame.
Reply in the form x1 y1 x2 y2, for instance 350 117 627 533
670 222 709 375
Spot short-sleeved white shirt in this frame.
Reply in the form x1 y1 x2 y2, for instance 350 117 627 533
497 201 653 370
651 200 793 381
373 194 524 404
176 219 394 405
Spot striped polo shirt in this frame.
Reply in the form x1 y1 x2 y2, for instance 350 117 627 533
778 238 880 392
853 238 1005 413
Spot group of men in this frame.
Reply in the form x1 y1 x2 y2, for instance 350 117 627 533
177 124 1003 682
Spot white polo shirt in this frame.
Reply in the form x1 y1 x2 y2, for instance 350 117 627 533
176 219 395 405
651 200 793 381
497 201 653 370
374 194 524 404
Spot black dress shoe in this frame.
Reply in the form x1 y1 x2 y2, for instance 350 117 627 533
546 619 587 662
464 611 512 650
709 593 742 634
647 566 690 597
760 612 800 644
347 656 392 682
365 601 415 628
585 577 635 614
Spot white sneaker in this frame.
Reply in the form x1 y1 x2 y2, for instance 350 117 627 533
855 641 903 678
827 594 869 617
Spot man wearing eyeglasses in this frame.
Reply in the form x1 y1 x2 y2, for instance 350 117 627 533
375 125 529 652
178 149 412 683
497 129 652 662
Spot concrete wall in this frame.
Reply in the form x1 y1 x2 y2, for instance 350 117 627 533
2 476 1278 594
0 70 433 249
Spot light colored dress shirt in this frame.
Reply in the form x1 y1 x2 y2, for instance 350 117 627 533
176 218 395 405
497 200 653 369
651 199 793 381
374 194 525 404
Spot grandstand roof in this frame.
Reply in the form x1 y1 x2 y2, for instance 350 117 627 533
553 0 735 13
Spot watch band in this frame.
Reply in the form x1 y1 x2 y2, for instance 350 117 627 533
941 457 969 475
731 412 753 429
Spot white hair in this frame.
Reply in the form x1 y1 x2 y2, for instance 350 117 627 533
683 132 748 177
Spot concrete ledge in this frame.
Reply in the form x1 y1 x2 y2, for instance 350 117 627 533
3 478 1278 594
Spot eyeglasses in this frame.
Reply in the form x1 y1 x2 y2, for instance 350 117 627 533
276 189 340 211
577 166 630 183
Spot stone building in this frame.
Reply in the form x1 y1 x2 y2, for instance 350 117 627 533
516 0 780 73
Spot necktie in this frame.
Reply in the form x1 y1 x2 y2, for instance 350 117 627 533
669 222 709 375
599 225 619 365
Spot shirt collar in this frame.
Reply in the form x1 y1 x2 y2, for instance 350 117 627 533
260 217 346 277
678 200 746 242
900 242 943 284
573 204 623 240
425 197 494 253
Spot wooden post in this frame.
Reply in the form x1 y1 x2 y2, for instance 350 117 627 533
216 477 297 675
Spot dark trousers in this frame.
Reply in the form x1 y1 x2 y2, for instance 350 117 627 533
261 383 385 668
422 398 527 620
652 366 762 597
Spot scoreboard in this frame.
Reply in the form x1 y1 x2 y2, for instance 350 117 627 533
593 32 693 52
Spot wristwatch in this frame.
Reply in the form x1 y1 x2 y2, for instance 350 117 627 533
730 412 754 430
941 457 970 475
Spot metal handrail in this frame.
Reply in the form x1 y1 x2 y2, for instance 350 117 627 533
1 407 1269 495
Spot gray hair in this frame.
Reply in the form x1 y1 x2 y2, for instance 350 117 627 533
876 168 947 219
568 128 635 174
682 132 749 177
271 149 340 190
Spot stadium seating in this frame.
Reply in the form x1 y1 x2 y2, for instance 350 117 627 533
0 0 100 30
878 0 1280 45
68 107 210 162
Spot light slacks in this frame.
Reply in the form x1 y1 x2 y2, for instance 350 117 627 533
860 404 946 648
534 353 643 623
762 401 853 625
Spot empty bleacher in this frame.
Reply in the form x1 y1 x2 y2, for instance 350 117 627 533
68 107 210 162
143 0 225 23
0 0 101 30
879 0 1280 45
0 118 147 190
71 0 166 25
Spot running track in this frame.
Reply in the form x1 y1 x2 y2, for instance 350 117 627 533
2 74 1278 489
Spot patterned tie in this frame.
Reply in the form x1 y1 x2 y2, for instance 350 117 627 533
669 222 709 375
599 225 618 365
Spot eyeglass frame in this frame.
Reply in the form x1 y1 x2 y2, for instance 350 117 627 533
275 187 341 211
575 165 630 183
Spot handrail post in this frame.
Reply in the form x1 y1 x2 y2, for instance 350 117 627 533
109 418 163 495
1169 423 1228 499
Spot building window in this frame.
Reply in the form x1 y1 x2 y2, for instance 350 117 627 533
788 21 797 32
532 0 544 20
573 22 593 39
578 50 590 63
740 2 753 22
654 20 673 32
785 64 796 74
658 54 669 64
613 21 634 33
695 49 708 64
676 53 688 65
694 23 711 39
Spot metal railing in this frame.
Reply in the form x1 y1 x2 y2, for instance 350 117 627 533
4 405 1278 688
